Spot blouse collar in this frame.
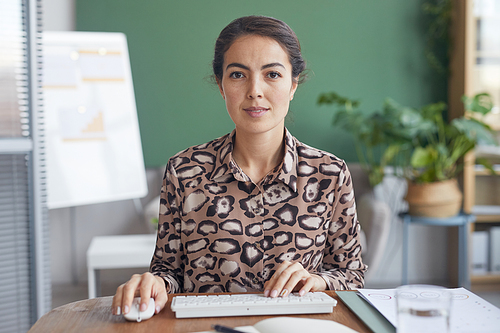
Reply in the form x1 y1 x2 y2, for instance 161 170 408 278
210 128 298 193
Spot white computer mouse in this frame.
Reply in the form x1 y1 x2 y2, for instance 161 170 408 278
123 297 155 322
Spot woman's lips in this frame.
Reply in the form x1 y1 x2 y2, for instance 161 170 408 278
244 107 269 118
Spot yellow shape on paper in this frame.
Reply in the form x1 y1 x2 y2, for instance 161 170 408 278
82 111 105 133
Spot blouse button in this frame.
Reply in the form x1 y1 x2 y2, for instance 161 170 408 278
252 277 259 285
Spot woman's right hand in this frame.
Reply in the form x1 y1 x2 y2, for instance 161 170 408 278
111 272 168 316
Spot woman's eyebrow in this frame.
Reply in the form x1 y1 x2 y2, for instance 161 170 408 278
261 62 285 70
226 63 249 71
225 62 286 71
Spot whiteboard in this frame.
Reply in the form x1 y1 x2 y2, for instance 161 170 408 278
43 31 148 209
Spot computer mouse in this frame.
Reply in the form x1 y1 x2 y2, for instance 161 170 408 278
123 297 155 322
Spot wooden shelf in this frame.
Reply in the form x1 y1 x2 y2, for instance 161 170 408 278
475 146 500 160
472 205 500 214
472 205 500 223
475 165 500 176
475 216 500 223
471 274 500 284
451 0 500 289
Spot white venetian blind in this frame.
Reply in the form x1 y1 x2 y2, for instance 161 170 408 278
0 155 31 332
0 0 29 138
0 0 51 331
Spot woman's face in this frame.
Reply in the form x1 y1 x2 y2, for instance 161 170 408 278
218 35 298 137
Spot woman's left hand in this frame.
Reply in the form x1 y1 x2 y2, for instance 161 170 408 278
263 261 327 298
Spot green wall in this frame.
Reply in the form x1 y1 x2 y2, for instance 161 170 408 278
76 0 445 167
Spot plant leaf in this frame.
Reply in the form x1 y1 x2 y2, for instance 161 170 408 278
381 144 401 165
411 146 437 168
317 92 360 108
476 157 499 176
368 166 384 187
462 93 494 115
451 118 497 146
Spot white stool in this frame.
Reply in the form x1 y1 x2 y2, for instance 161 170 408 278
86 234 156 299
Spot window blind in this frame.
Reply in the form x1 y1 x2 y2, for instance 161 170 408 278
0 0 29 138
0 0 51 331
0 155 31 332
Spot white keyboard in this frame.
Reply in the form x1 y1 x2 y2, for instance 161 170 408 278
170 292 337 318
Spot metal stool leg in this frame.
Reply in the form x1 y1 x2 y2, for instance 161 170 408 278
459 221 470 289
402 215 409 285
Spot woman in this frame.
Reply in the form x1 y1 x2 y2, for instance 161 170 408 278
112 15 366 317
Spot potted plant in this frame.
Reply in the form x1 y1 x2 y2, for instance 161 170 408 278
318 92 497 217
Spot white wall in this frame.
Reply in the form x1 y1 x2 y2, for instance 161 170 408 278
43 0 451 290
43 0 75 31
49 168 163 284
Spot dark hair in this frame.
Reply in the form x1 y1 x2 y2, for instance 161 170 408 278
212 16 306 84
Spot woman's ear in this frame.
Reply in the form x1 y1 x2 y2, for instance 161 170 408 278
216 78 225 100
289 80 298 101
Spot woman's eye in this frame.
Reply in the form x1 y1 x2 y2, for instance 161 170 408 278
229 72 244 79
267 71 282 79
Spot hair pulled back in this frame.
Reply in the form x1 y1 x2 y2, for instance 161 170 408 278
212 16 306 84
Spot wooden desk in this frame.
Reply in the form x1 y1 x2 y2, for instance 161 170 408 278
28 291 371 333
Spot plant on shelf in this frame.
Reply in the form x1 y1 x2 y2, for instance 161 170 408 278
397 93 497 217
317 92 404 188
318 92 498 217
398 93 497 183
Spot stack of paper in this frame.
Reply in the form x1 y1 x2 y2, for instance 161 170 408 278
356 288 500 333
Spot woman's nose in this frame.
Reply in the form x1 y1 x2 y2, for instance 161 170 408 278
247 77 263 99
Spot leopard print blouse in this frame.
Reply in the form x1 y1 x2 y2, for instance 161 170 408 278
150 128 366 293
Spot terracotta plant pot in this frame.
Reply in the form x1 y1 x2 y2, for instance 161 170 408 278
404 179 463 218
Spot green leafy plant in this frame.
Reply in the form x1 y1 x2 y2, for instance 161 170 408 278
397 93 496 182
317 92 390 187
318 92 497 186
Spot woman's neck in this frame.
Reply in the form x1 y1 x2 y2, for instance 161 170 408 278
232 127 285 184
